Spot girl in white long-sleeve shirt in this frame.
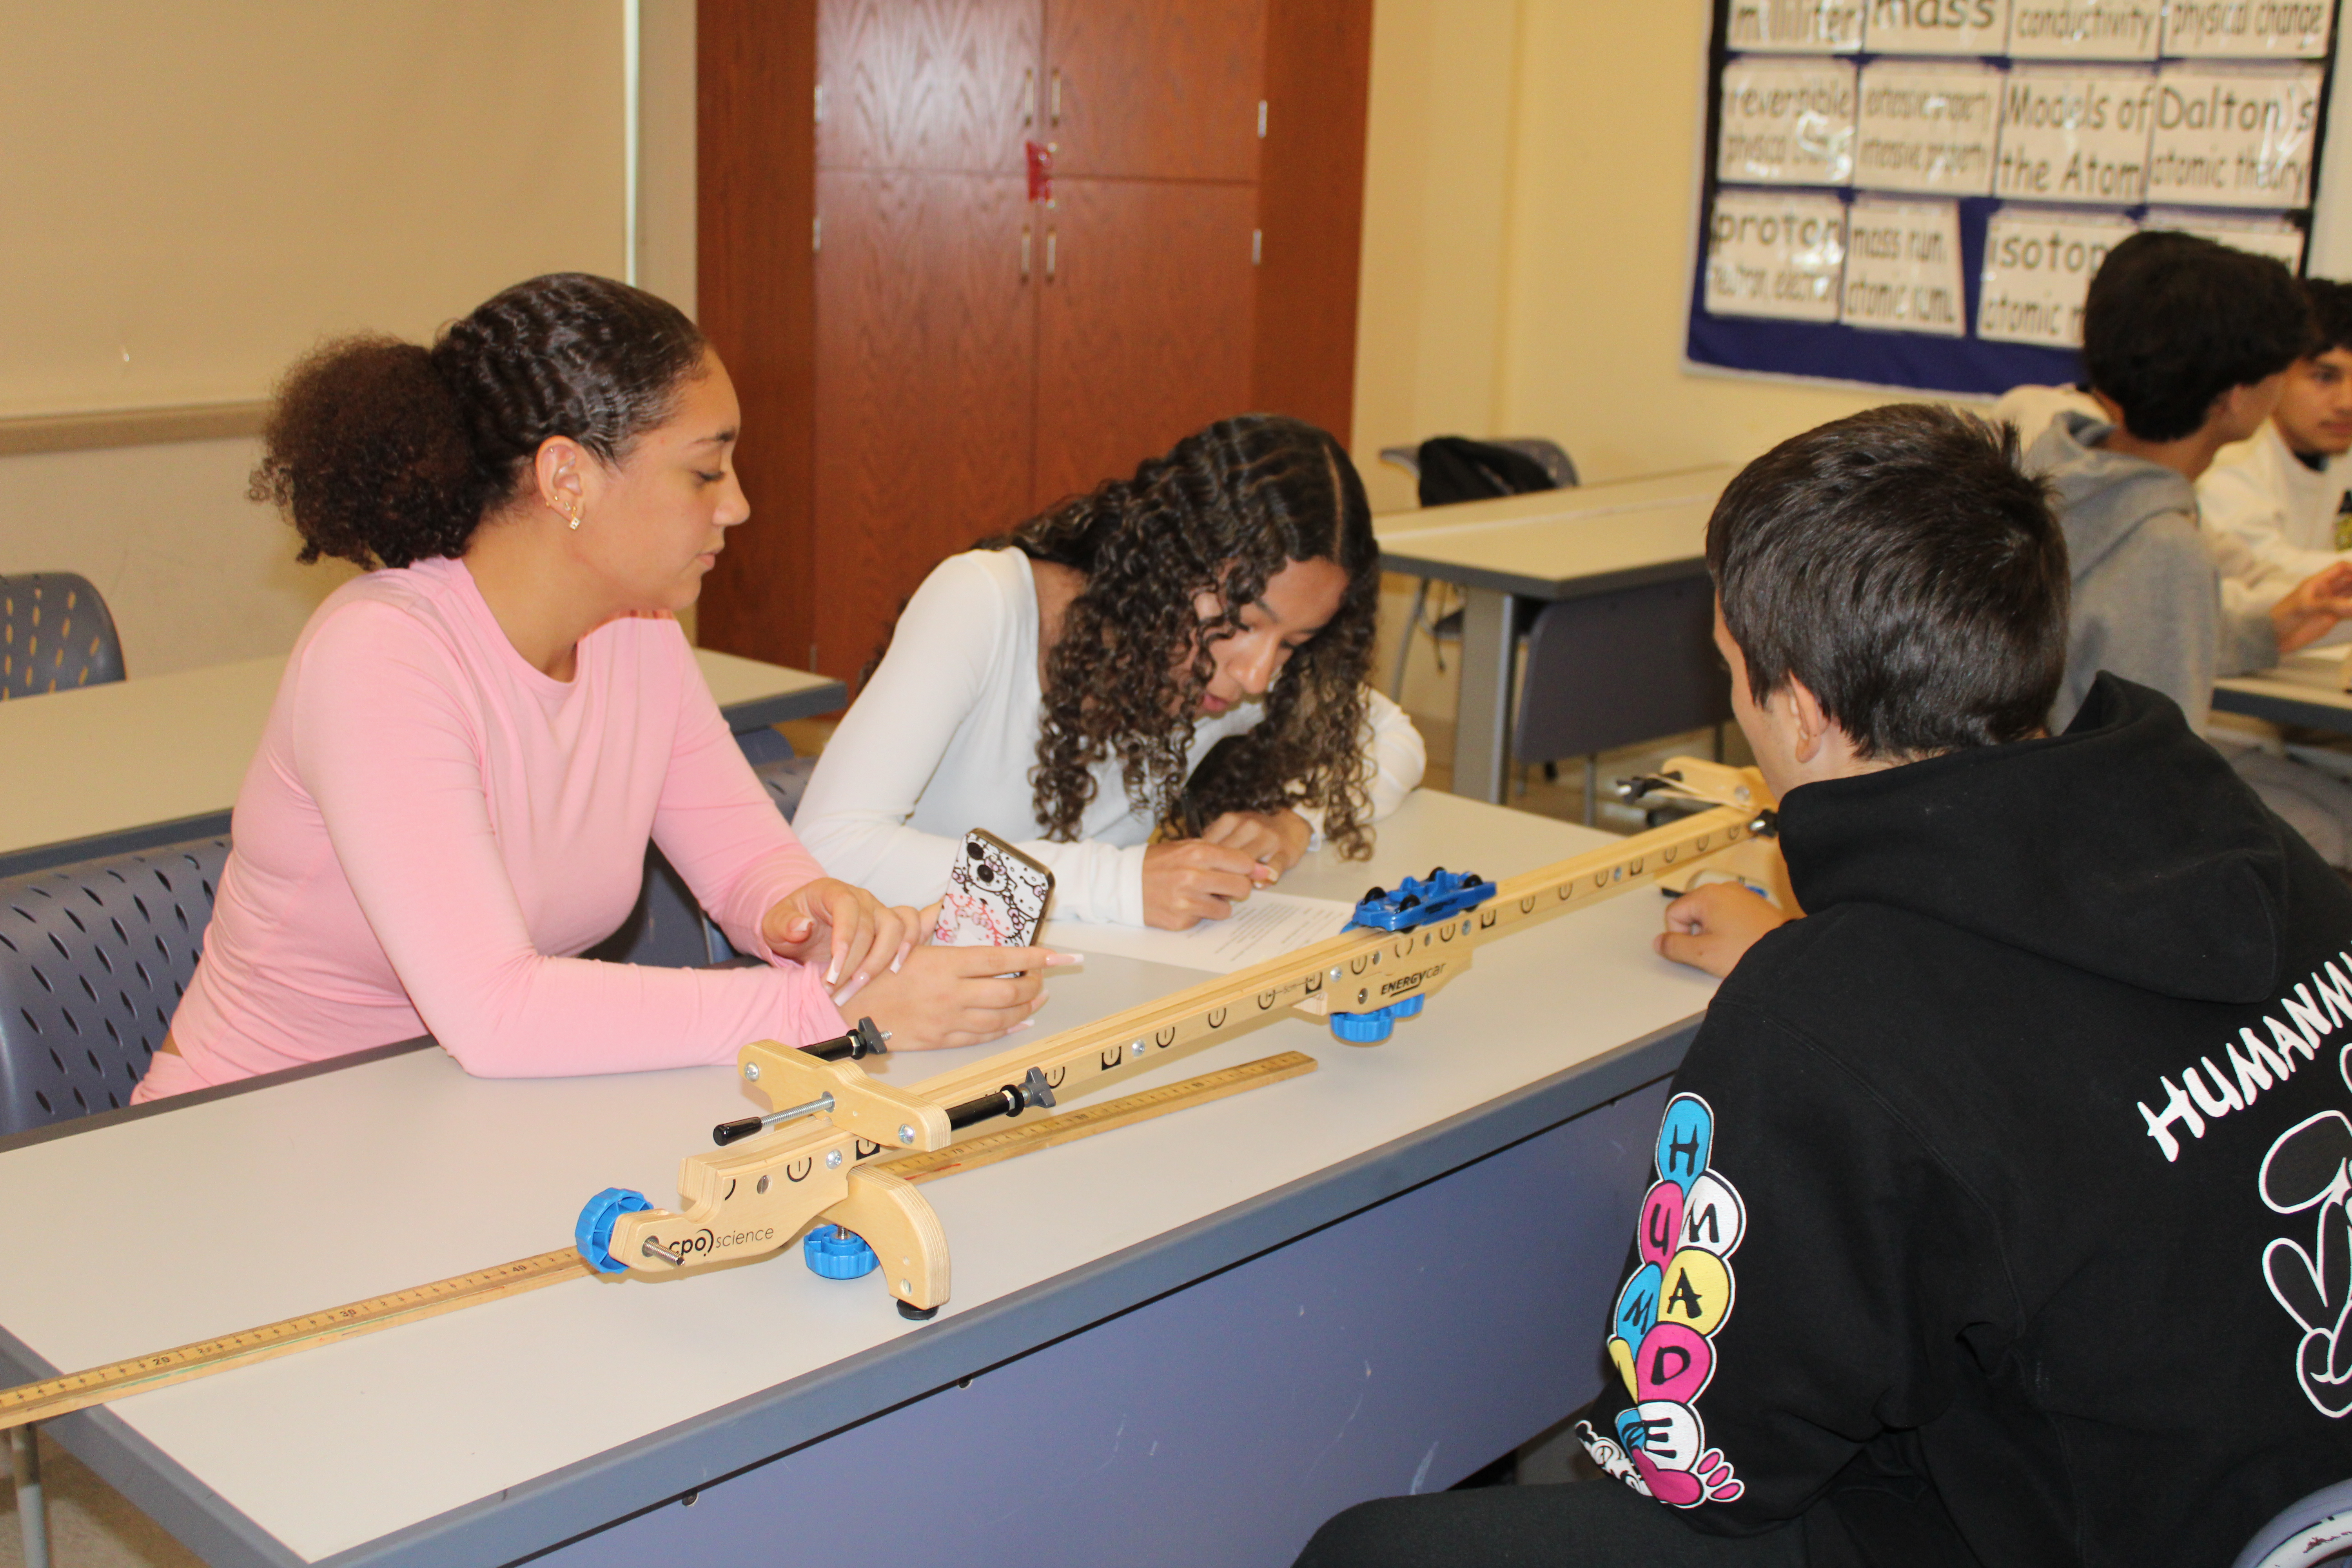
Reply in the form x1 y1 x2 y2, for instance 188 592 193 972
798 415 1424 929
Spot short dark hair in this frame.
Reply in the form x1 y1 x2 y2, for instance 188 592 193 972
1709 404 2069 758
2082 232 2307 443
251 274 707 569
2307 278 2352 359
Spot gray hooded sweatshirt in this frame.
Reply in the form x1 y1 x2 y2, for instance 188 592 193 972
2024 410 2277 733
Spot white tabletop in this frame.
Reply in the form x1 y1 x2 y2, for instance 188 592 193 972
1373 466 1734 599
0 791 1717 1563
0 648 839 867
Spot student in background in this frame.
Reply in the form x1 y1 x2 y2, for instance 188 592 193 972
138 274 1060 1104
2018 232 2352 865
795 416 1424 929
2200 276 2352 633
1296 404 2352 1567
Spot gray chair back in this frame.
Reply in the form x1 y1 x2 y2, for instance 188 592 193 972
1512 577 1730 765
2 573 125 699
0 838 230 1132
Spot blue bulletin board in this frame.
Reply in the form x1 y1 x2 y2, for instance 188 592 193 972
1688 0 2342 397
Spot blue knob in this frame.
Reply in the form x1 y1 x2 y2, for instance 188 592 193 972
804 1223 879 1279
1392 995 1425 1019
1329 1008 1396 1043
574 1187 651 1274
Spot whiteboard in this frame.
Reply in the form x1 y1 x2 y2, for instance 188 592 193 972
0 1 627 420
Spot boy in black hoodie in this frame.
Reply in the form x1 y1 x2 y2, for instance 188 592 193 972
1296 405 2352 1566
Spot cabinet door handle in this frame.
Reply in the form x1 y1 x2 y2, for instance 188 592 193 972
1050 67 1062 127
1022 67 1034 129
1021 224 1032 283
1046 229 1057 281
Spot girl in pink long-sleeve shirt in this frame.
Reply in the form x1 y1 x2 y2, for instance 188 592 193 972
138 274 1061 1102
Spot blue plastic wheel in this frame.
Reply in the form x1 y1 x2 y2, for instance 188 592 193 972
804 1224 879 1279
575 1187 651 1274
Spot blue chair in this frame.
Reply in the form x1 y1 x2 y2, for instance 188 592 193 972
0 838 227 1134
2238 1479 2352 1568
1511 575 1731 825
0 572 125 699
0 835 225 1568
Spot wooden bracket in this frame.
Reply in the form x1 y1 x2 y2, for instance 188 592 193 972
738 1039 954 1152
822 1166 950 1311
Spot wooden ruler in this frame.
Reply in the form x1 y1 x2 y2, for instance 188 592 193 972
882 1050 1316 1183
0 1051 1317 1431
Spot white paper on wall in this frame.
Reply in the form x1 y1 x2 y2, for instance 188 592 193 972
1859 0 2015 56
2143 207 2310 267
2006 0 2162 58
1720 57 1860 185
1840 197 1968 333
1726 0 1867 52
1977 206 2139 344
1993 64 2159 203
1706 188 1850 321
2145 63 2324 207
2162 0 2332 59
1854 60 2002 194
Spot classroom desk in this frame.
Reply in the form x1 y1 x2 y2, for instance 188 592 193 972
1375 466 1734 805
0 790 1718 1568
0 648 844 879
2214 646 2352 735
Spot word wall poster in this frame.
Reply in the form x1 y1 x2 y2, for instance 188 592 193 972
1688 0 2341 396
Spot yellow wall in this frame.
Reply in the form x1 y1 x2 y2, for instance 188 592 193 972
0 1 698 677
1353 0 1895 512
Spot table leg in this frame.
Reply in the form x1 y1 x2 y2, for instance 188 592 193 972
1453 589 1518 805
10 1425 48 1568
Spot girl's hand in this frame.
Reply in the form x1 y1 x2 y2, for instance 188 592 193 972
1143 839 1263 929
1200 809 1312 878
761 878 920 1005
855 939 1076 1049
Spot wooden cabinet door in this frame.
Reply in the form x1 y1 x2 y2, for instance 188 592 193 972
819 0 1039 173
1043 0 1266 180
1033 178 1257 507
812 171 1038 681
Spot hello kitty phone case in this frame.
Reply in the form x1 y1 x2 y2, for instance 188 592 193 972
933 830 1054 947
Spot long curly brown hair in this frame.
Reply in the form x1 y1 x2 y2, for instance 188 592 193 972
986 414 1383 859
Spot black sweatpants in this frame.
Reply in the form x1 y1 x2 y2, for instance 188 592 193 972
1293 1479 1807 1568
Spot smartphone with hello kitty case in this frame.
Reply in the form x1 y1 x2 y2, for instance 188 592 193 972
933 829 1054 947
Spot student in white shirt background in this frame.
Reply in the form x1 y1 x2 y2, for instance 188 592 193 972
2200 276 2352 637
795 414 1425 930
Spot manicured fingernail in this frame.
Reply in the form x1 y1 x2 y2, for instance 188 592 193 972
825 961 841 984
1045 952 1083 965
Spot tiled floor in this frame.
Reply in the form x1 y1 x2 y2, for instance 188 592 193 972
0 1430 198 1568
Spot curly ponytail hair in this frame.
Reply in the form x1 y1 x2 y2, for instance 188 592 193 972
250 274 706 569
993 414 1383 859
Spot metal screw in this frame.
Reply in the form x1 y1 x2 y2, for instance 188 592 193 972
900 1278 912 1295
898 1124 916 1145
1129 1041 1143 1060
744 1062 760 1081
757 1174 770 1194
826 1149 842 1169
1329 967 1342 980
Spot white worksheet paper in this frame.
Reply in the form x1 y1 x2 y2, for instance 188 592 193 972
1042 891 1355 973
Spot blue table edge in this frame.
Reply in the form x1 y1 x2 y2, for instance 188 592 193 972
0 1015 1697 1568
